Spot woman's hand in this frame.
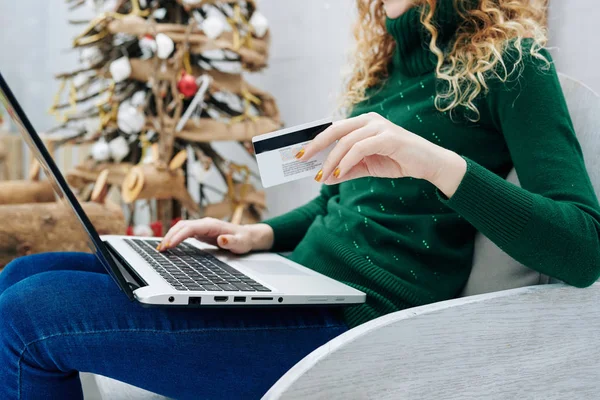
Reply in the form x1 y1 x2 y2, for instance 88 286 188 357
157 219 275 254
298 112 467 198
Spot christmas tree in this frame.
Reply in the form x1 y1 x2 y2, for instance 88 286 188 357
47 0 281 235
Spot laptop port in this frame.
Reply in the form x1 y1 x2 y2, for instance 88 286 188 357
214 296 228 302
251 297 274 301
234 297 246 303
189 297 201 305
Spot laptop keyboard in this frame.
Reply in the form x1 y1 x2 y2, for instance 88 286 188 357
124 239 271 292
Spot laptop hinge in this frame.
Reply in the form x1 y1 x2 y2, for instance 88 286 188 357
104 241 148 292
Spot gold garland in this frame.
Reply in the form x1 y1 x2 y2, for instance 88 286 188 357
48 79 78 123
225 162 251 207
96 81 117 129
229 88 261 125
137 131 151 165
73 0 150 47
226 4 254 51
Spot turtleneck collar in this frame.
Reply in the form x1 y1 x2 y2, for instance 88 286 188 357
385 0 461 77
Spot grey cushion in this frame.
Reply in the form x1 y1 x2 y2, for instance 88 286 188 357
461 74 600 296
94 375 171 400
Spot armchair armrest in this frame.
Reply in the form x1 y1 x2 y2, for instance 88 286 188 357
265 283 600 399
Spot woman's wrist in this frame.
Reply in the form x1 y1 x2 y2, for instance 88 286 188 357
248 223 275 251
428 149 467 198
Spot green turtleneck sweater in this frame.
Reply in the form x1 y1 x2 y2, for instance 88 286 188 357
264 3 600 328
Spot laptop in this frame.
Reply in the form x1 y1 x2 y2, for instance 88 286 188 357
0 72 365 307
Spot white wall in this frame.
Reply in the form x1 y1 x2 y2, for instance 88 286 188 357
246 0 354 217
548 1 600 93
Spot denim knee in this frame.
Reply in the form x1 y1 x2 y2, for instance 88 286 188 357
0 272 60 346
0 283 28 350
0 255 35 294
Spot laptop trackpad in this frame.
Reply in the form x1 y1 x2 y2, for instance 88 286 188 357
242 261 309 276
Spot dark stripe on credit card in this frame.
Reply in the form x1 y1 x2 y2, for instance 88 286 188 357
253 122 332 155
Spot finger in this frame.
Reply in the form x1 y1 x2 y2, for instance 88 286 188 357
299 114 370 161
159 220 187 249
319 125 377 182
192 235 219 247
162 219 234 250
335 135 387 179
217 234 252 254
162 225 197 250
324 162 370 184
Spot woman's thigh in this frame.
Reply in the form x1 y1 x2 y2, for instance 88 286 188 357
0 252 104 294
0 267 347 400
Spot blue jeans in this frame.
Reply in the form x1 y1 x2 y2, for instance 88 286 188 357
0 253 348 399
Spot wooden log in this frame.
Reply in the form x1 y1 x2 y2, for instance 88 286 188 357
201 184 266 224
67 162 133 189
121 163 200 215
175 0 257 9
0 139 7 180
203 199 263 225
0 201 126 268
0 180 56 205
147 116 281 143
0 133 24 180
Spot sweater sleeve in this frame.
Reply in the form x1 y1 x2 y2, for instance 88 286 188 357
262 184 339 252
438 44 600 287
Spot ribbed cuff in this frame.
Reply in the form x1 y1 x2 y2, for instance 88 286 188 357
262 216 291 253
262 207 316 253
437 158 534 248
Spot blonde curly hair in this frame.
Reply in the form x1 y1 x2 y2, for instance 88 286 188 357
344 0 550 120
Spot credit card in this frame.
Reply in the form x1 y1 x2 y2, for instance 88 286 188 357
252 118 334 188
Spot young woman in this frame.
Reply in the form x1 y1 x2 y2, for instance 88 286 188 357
2 0 599 398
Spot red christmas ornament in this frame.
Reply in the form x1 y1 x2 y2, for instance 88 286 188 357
177 73 198 98
150 221 163 237
126 226 134 236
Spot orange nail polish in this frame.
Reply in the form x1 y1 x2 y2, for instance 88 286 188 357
221 237 229 245
314 170 323 182
333 168 341 178
295 149 305 159
165 241 171 248
156 244 161 251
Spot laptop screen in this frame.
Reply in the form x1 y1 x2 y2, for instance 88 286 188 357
0 71 134 300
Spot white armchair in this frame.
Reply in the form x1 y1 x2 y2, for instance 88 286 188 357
90 74 600 399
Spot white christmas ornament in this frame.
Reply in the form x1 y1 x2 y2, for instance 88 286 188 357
212 60 242 74
91 139 110 162
153 8 167 20
117 102 146 134
190 161 207 183
83 117 101 136
109 136 130 162
139 35 157 59
213 91 244 113
109 57 132 83
155 33 175 59
182 0 203 4
133 224 154 237
249 11 269 38
80 46 103 68
202 16 226 39
72 73 89 89
131 91 147 107
201 49 225 59
113 33 136 47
